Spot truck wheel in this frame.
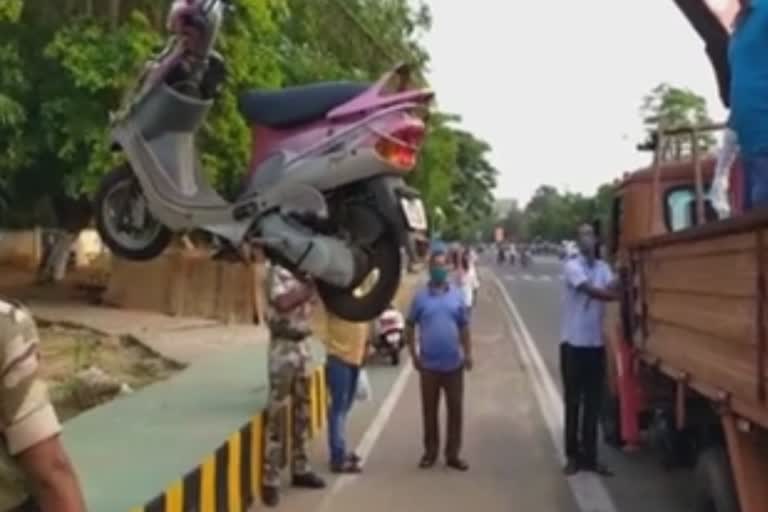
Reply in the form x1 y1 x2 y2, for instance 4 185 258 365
694 446 740 512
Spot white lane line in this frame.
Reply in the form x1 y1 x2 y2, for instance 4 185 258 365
504 274 517 281
315 359 414 512
522 274 534 281
538 275 553 282
489 273 618 512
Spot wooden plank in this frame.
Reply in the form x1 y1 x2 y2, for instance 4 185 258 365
645 322 757 402
647 290 753 345
648 232 755 260
645 249 756 298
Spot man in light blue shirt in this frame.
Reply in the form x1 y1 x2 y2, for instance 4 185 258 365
729 0 768 209
560 224 618 476
406 250 472 471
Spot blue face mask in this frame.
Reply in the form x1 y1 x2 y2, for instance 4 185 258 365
430 267 448 284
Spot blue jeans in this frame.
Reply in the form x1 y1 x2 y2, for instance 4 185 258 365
325 355 360 465
743 151 768 210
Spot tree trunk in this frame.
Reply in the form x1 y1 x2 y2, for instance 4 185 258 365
38 230 77 283
109 0 120 28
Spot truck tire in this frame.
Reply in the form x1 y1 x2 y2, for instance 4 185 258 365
694 445 740 512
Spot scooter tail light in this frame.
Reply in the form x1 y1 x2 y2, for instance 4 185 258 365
375 125 425 172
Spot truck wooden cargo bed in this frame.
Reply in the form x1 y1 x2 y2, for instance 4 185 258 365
630 208 768 428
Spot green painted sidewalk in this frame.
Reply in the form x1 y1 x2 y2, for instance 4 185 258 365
63 340 325 512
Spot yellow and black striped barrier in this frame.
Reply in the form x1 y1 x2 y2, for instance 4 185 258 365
131 368 328 512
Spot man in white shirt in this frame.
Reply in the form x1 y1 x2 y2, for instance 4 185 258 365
560 223 618 476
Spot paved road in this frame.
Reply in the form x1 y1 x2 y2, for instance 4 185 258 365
486 254 696 512
270 257 698 512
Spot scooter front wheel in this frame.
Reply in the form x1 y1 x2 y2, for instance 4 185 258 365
94 164 172 261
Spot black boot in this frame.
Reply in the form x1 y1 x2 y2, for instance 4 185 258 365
292 471 326 489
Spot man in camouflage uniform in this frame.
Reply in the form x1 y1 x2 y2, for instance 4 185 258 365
0 299 86 512
262 264 325 507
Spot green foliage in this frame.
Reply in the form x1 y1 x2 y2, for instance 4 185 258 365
0 0 22 22
640 82 716 155
495 183 615 244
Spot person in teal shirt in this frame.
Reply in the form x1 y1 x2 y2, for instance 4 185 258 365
729 0 768 209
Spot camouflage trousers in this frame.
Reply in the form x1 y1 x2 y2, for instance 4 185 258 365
263 337 313 487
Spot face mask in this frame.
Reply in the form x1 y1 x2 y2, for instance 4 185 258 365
430 267 448 284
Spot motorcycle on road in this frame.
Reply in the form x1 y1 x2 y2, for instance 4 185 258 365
94 0 432 322
371 305 405 365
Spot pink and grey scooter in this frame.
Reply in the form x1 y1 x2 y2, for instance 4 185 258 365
94 0 433 321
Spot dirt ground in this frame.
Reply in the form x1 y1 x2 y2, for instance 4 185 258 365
37 323 180 422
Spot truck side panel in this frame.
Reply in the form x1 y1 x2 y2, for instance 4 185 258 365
637 229 768 428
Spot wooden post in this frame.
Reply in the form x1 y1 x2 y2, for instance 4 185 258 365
722 415 768 512
650 131 669 237
692 129 706 224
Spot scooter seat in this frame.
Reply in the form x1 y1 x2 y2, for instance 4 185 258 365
238 82 369 129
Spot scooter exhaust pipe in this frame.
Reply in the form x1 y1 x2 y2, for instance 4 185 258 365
259 214 367 288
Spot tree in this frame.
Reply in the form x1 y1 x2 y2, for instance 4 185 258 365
441 130 498 241
640 83 716 158
520 184 616 242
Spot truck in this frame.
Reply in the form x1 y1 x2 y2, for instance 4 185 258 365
600 3 768 512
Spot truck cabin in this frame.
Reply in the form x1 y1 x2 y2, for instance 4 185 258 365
609 124 745 257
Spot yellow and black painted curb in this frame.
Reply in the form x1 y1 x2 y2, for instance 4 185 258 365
130 368 327 512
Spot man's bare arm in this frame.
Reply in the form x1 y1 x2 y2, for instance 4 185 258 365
272 281 314 313
576 283 618 302
17 436 86 512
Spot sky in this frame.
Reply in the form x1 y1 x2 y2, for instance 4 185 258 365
420 0 732 206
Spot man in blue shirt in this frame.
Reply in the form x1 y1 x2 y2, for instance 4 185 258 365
729 0 768 209
561 224 618 476
405 250 472 471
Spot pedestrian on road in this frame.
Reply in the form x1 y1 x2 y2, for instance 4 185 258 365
560 223 618 477
0 299 87 512
316 291 372 474
405 250 472 471
451 246 479 310
262 264 325 507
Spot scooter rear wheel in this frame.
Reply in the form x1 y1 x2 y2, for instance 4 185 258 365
316 229 402 322
95 164 172 261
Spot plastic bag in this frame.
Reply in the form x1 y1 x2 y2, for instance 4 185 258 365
710 127 739 219
355 368 372 402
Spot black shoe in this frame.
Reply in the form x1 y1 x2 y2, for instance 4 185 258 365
582 462 614 477
346 452 361 464
446 458 469 471
419 455 436 469
292 472 326 489
563 458 580 476
262 485 279 507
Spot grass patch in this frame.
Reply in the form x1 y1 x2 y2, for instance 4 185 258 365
37 324 180 422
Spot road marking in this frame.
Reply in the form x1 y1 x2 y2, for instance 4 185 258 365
504 274 517 281
538 275 553 282
489 272 618 512
315 358 414 512
522 274 534 281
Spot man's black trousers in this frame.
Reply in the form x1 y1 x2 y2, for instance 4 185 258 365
560 343 605 467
